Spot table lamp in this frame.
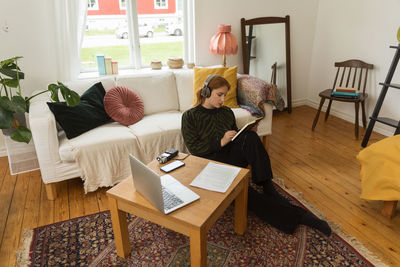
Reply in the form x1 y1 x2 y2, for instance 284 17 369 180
209 24 238 67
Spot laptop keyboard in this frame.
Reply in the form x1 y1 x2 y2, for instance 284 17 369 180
162 186 184 210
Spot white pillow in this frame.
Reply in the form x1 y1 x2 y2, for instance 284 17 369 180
116 71 179 115
174 69 194 112
64 77 116 95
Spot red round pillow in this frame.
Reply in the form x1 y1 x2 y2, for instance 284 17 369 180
104 86 144 126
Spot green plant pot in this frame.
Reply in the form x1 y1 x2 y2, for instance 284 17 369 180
1 113 27 136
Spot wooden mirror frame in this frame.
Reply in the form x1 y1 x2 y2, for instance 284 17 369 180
240 16 292 113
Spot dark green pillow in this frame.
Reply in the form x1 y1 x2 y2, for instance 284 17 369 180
47 82 111 139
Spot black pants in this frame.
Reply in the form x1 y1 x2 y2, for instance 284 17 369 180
203 131 305 234
205 130 273 184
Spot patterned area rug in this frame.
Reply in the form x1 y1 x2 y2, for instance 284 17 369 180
17 182 386 266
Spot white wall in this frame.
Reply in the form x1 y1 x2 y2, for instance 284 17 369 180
0 1 59 153
308 0 400 136
194 0 320 105
0 0 59 96
0 0 59 156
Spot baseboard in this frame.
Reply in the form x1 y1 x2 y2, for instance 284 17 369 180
305 99 394 137
292 99 308 108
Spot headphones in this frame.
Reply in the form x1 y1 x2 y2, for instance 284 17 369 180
200 74 218 98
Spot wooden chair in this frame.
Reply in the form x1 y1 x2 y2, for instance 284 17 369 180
312 59 374 139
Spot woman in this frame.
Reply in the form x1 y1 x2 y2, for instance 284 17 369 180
181 74 331 235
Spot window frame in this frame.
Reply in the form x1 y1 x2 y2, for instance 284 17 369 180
87 0 99 10
119 0 127 10
154 0 168 9
80 0 194 73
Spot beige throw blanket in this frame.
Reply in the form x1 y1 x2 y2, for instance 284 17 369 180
68 122 143 193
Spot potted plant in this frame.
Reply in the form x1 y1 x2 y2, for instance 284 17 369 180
0 56 80 143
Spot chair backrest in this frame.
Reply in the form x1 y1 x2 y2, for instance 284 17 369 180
332 59 374 94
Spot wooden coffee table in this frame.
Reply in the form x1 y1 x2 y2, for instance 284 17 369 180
107 154 250 266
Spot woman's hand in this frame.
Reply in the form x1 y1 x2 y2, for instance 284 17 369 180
221 130 237 147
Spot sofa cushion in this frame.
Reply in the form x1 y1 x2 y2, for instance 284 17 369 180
128 111 188 163
47 82 111 139
64 77 116 95
116 71 179 116
104 86 144 126
193 66 239 108
174 69 194 112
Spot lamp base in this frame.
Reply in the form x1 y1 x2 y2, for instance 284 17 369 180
222 54 226 67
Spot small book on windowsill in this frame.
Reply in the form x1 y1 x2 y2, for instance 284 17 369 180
232 117 263 141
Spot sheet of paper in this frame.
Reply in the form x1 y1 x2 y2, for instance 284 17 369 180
190 162 241 193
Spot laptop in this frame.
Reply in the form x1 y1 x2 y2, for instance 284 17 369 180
129 154 200 214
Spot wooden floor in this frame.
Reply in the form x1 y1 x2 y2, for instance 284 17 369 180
0 105 399 266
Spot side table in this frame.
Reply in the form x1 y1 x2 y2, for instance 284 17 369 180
107 155 250 266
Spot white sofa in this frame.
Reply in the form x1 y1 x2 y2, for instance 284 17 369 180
29 69 273 200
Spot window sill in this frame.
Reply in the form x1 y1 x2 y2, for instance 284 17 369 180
78 66 194 79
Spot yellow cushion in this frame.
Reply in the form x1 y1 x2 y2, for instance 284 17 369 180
357 135 400 201
193 66 239 108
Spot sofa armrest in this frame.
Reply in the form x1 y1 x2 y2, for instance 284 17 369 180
29 94 62 183
237 74 285 116
256 103 273 136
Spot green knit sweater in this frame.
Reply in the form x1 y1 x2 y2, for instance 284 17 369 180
181 105 238 156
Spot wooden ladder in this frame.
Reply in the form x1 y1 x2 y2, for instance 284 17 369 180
361 44 400 147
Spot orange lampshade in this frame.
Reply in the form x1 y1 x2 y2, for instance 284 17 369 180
209 24 238 66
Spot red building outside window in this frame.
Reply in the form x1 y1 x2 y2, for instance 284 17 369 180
81 0 184 71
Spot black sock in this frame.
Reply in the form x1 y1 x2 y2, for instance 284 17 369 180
300 211 332 236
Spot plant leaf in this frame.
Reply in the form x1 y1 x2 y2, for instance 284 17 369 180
11 95 27 113
48 83 60 102
65 90 80 106
59 83 80 106
0 68 24 80
0 107 14 129
0 96 14 111
1 78 19 88
0 56 23 68
10 125 31 144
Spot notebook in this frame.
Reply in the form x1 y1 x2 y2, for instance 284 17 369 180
232 116 263 141
129 154 200 214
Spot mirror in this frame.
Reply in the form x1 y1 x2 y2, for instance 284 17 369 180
240 16 292 113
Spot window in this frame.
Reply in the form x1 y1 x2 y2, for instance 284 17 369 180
80 0 193 73
119 0 127 10
155 0 168 9
87 0 99 10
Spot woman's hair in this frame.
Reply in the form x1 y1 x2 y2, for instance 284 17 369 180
194 74 231 107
